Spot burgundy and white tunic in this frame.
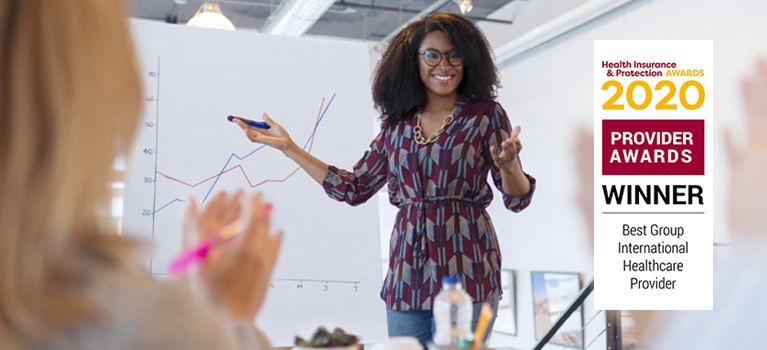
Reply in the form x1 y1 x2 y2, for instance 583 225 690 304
323 98 536 311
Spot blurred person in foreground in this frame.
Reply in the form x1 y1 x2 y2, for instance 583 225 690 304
0 0 282 349
575 59 767 348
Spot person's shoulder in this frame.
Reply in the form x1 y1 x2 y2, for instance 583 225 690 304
380 108 417 130
459 99 503 119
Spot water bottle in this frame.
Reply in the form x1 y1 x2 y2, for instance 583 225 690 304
433 276 474 346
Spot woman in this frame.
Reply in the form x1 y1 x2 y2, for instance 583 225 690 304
236 12 535 344
0 0 281 349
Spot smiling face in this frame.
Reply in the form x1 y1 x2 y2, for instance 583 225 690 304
417 30 464 101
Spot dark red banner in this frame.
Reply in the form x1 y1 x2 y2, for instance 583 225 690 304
602 119 704 175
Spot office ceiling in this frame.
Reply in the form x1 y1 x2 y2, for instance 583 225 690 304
126 0 519 41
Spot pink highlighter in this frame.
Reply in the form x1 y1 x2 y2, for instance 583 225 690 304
168 197 269 275
168 239 215 275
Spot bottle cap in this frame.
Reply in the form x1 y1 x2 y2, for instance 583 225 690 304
441 276 459 286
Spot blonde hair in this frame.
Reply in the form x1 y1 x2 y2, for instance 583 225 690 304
1 0 143 346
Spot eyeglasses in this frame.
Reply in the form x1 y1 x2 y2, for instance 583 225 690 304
418 49 463 67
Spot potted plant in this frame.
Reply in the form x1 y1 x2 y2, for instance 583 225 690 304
294 327 360 350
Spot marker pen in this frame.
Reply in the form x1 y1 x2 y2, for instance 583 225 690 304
227 115 271 129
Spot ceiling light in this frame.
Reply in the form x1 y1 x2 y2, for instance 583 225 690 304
456 0 473 14
187 2 236 31
260 0 336 36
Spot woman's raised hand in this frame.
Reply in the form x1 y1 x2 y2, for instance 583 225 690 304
183 191 283 320
236 113 295 152
490 125 524 172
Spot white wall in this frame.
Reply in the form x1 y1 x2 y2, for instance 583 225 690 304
484 0 767 349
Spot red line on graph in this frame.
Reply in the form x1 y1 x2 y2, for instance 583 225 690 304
306 99 323 153
157 97 325 188
250 167 303 188
164 163 303 188
157 168 238 188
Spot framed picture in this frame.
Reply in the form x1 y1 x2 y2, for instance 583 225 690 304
493 269 517 336
531 271 584 348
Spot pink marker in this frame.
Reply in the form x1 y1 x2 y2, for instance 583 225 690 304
168 239 214 275
168 198 272 275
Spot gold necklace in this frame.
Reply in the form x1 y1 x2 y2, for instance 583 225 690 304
413 108 456 145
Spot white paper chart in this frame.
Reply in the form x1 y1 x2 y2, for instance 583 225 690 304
122 19 387 345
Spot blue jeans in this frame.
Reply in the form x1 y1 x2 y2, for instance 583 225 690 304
386 290 500 348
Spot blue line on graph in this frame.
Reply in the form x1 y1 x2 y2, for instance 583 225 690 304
200 93 336 204
155 199 186 213
302 94 335 150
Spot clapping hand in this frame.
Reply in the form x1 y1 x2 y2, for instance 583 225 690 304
725 58 767 238
183 191 283 319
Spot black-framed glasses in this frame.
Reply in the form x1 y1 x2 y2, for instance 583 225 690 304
418 49 463 67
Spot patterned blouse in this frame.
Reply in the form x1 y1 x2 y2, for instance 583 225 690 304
322 98 536 311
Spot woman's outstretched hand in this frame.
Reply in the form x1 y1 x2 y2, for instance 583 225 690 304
183 191 283 320
236 113 295 152
489 125 523 172
235 112 330 185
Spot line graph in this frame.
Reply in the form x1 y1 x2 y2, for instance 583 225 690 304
123 24 387 346
152 94 336 212
199 94 333 203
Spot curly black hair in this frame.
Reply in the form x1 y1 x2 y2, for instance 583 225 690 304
372 11 500 125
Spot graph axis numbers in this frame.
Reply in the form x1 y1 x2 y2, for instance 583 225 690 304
148 56 160 272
